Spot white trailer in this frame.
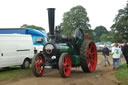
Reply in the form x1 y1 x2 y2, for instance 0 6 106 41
0 34 34 68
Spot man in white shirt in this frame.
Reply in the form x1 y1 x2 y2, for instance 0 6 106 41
112 43 122 70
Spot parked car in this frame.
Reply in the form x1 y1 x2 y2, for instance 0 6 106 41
108 46 112 52
96 46 104 52
97 45 112 52
0 34 34 68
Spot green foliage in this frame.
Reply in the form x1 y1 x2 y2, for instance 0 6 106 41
100 31 113 42
87 29 95 40
111 2 128 42
60 5 91 36
100 34 108 42
115 64 128 85
94 25 108 42
21 24 45 31
107 31 115 42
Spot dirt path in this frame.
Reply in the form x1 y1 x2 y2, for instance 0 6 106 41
0 55 125 85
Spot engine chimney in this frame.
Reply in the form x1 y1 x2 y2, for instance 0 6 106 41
47 8 55 40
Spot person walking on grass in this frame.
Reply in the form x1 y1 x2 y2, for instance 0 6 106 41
122 41 128 67
102 44 110 67
112 43 122 70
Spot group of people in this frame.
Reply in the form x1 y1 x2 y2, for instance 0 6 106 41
102 41 128 70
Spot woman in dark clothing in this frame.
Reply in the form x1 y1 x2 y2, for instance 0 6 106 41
122 41 128 67
102 44 110 66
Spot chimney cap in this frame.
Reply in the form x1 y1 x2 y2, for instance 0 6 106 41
47 8 55 10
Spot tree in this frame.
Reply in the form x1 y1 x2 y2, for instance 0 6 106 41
100 33 113 42
94 26 108 42
107 31 114 42
87 29 95 40
21 24 45 31
100 34 108 42
111 2 128 42
60 5 91 36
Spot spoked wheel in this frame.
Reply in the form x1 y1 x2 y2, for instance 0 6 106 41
80 40 97 72
32 53 45 77
59 53 72 78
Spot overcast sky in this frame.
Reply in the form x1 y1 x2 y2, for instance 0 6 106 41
0 0 127 32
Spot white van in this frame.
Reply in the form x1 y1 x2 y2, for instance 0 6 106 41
0 34 34 69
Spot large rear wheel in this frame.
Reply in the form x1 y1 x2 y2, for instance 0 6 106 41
59 53 72 78
80 40 97 72
32 53 45 77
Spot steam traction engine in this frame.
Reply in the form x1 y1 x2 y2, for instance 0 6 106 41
32 8 97 78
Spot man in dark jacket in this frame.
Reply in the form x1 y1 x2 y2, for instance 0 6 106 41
122 41 128 67
102 44 110 66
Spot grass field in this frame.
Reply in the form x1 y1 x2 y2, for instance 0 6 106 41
115 64 128 85
0 66 33 81
98 52 102 55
